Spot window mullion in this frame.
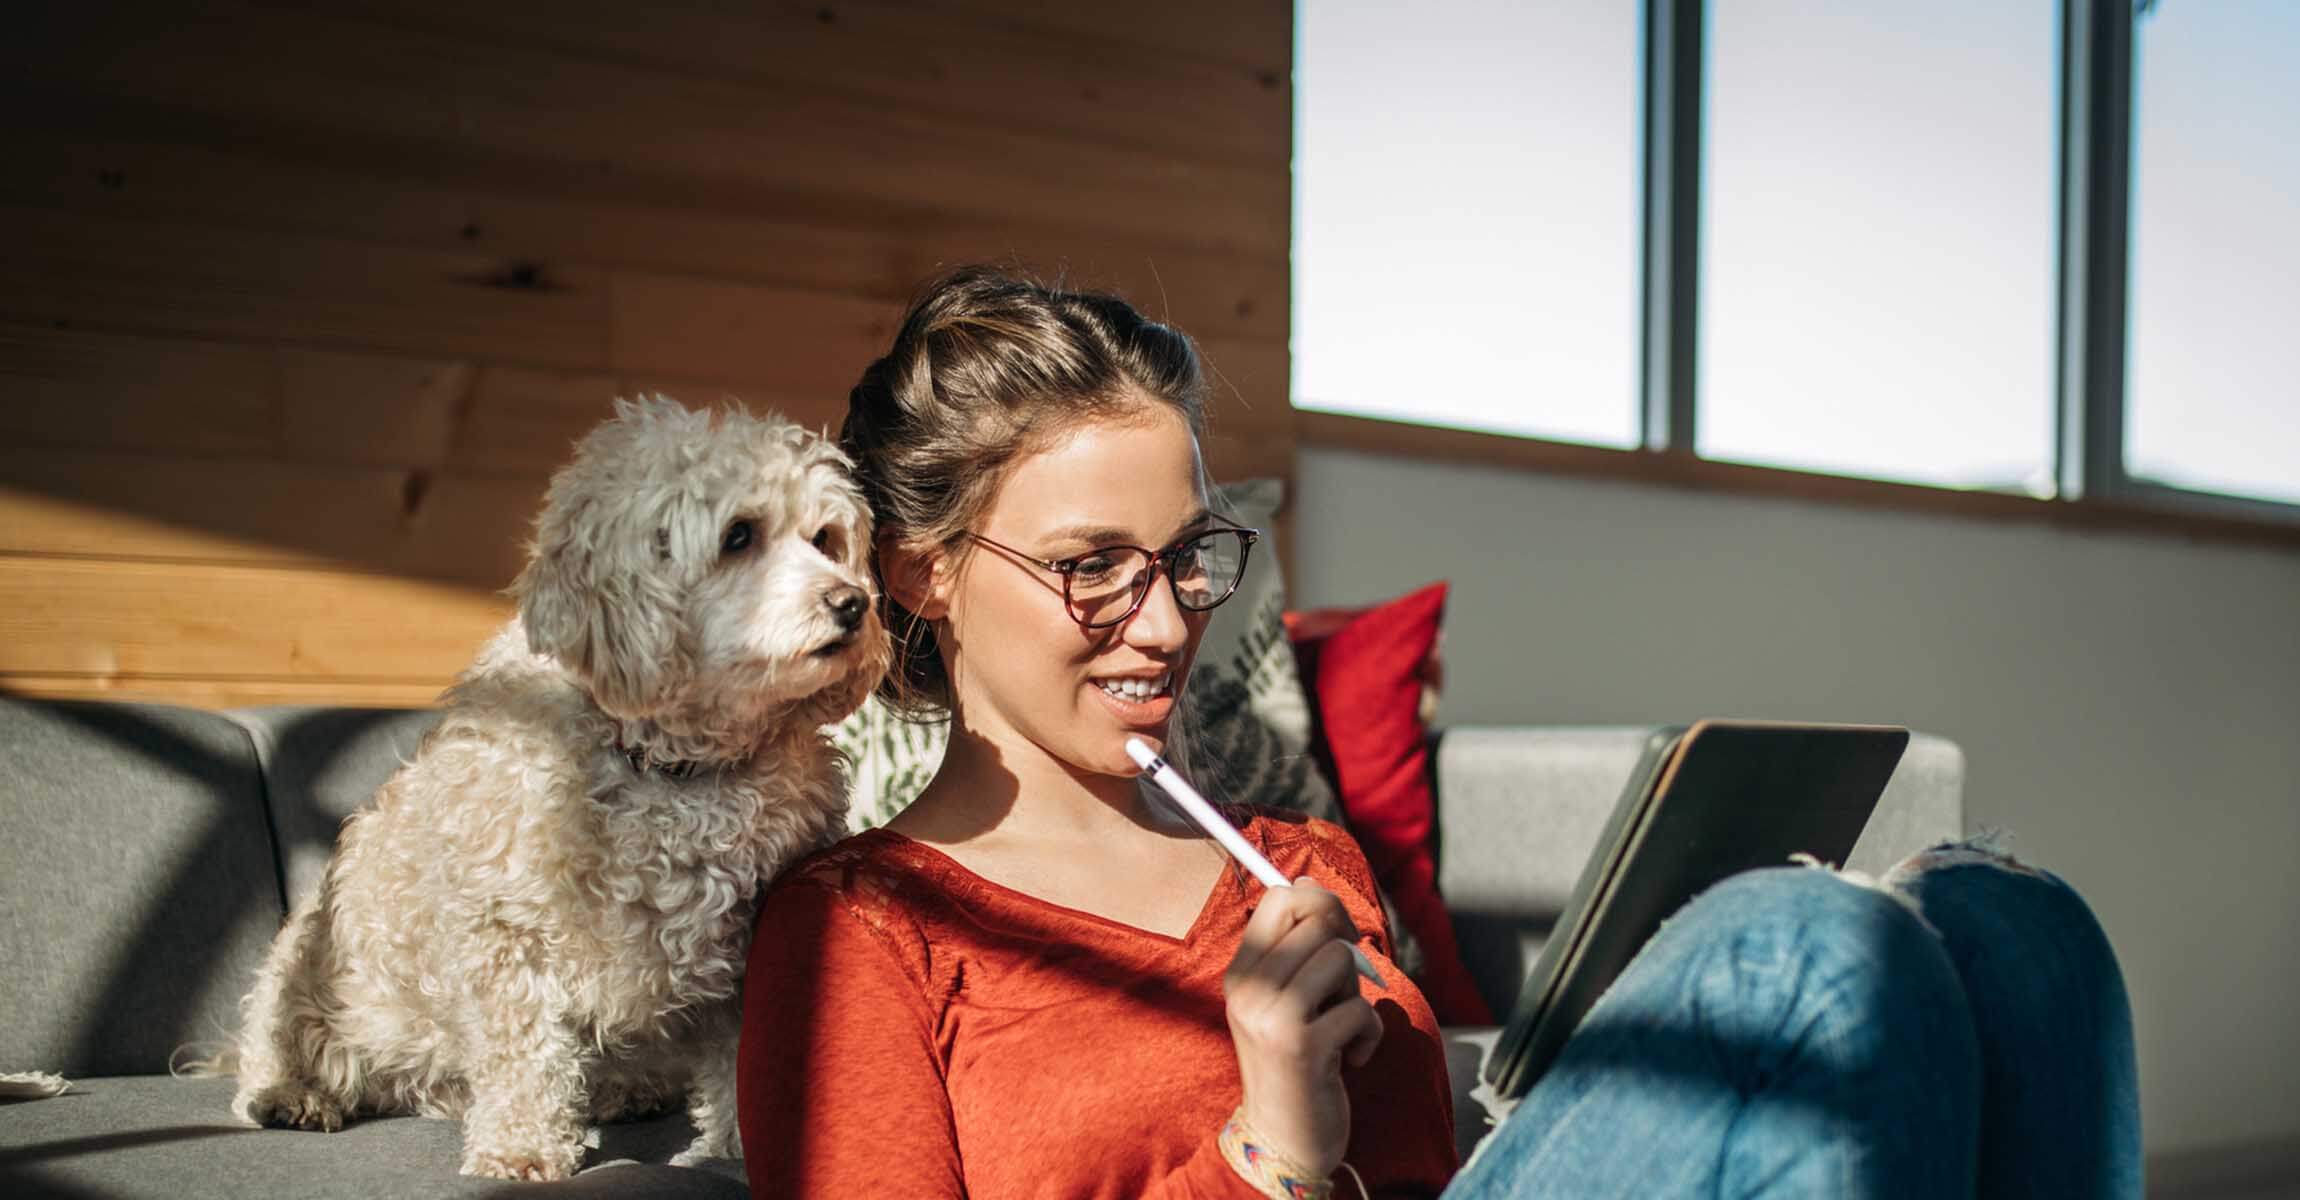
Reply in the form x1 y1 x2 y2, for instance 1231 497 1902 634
1639 0 1705 455
2054 0 2136 501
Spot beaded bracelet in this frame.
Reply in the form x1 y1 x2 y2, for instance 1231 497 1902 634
1216 1107 1369 1200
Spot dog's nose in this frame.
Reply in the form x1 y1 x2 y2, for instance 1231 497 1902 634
826 586 869 634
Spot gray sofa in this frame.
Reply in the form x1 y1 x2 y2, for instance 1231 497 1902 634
0 698 1962 1196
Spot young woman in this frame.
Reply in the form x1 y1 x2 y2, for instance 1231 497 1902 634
735 268 2142 1199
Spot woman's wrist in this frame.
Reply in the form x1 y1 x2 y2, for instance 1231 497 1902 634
1217 1105 1365 1200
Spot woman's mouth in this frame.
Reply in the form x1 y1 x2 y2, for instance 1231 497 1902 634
1093 672 1172 703
1089 671 1175 724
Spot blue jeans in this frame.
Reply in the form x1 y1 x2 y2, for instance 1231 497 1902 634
1443 844 2141 1198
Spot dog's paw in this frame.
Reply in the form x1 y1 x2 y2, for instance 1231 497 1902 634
668 1144 719 1168
233 1083 347 1132
670 1128 741 1167
460 1144 583 1182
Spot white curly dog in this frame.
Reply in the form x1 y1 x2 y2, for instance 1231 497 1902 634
230 396 889 1180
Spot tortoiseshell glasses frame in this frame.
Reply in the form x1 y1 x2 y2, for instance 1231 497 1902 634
960 526 1260 631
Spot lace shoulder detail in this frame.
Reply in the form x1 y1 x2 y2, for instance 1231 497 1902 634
778 831 959 1001
1255 811 1397 961
1299 815 1383 898
790 832 910 904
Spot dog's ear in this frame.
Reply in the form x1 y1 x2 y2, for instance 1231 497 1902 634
513 498 685 717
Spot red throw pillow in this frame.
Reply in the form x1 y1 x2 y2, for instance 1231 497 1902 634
1285 582 1494 1026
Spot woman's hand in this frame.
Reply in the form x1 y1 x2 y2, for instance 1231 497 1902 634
1221 877 1385 1177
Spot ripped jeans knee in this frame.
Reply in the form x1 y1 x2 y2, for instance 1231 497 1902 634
1882 831 2055 885
1791 832 2060 940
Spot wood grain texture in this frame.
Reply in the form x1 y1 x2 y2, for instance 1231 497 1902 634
937 0 1291 71
0 322 283 460
0 322 841 473
0 556 510 680
606 273 901 396
0 674 448 709
0 203 1283 448
0 205 612 367
0 450 542 586
308 0 1290 164
0 131 1290 344
0 322 475 468
4 3 1289 254
0 304 1286 467
0 0 1299 709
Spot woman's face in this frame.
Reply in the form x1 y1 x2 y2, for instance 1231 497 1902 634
936 404 1215 781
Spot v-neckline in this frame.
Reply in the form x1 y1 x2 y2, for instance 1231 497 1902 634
866 822 1255 947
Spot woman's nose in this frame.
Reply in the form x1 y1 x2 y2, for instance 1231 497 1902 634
1121 570 1190 650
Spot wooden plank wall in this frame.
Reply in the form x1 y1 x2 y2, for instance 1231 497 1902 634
0 0 1295 708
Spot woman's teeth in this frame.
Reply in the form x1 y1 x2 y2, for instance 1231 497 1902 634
1096 674 1171 702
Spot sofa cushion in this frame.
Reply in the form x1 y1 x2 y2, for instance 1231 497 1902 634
1846 732 1966 876
1439 1027 1509 1168
0 698 284 1077
227 707 445 910
0 1076 744 1198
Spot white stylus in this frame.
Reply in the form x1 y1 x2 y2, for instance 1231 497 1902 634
1125 736 1385 990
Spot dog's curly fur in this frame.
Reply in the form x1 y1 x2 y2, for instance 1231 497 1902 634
230 397 890 1180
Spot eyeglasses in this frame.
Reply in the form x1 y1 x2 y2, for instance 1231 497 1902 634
962 526 1259 630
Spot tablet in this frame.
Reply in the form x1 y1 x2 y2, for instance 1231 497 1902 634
1481 719 1910 1101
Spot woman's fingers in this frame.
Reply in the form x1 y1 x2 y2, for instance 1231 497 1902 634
1286 877 1359 940
1273 937 1364 1018
1233 928 1376 1057
1229 879 1356 984
1316 988 1386 1069
1228 882 1301 977
1256 912 1352 991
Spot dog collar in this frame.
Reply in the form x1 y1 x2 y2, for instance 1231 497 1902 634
619 745 705 780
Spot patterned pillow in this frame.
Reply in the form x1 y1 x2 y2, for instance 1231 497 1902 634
1170 478 1344 826
835 701 948 833
834 477 1342 832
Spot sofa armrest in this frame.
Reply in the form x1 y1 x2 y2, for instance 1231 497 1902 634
1429 725 1965 1023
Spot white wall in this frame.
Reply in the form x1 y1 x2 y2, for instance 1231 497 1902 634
1295 445 2300 1158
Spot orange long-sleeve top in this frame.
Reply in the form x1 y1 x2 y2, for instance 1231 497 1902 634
737 808 1460 1198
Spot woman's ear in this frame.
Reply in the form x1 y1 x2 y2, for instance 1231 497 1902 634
879 535 949 620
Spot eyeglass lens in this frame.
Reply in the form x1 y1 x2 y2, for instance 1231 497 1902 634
1068 530 1249 628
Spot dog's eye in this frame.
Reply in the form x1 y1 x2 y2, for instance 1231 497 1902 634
811 526 838 555
721 520 755 557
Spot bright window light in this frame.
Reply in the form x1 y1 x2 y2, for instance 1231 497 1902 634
1698 0 2060 493
1292 0 1641 447
2126 0 2300 507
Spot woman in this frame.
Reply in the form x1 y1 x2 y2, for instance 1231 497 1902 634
736 268 2141 1198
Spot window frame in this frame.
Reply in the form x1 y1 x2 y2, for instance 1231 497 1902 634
1292 0 2300 551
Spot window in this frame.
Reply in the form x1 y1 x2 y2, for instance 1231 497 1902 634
1292 0 1642 447
2124 0 2300 507
1699 0 2060 493
1292 0 2300 532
